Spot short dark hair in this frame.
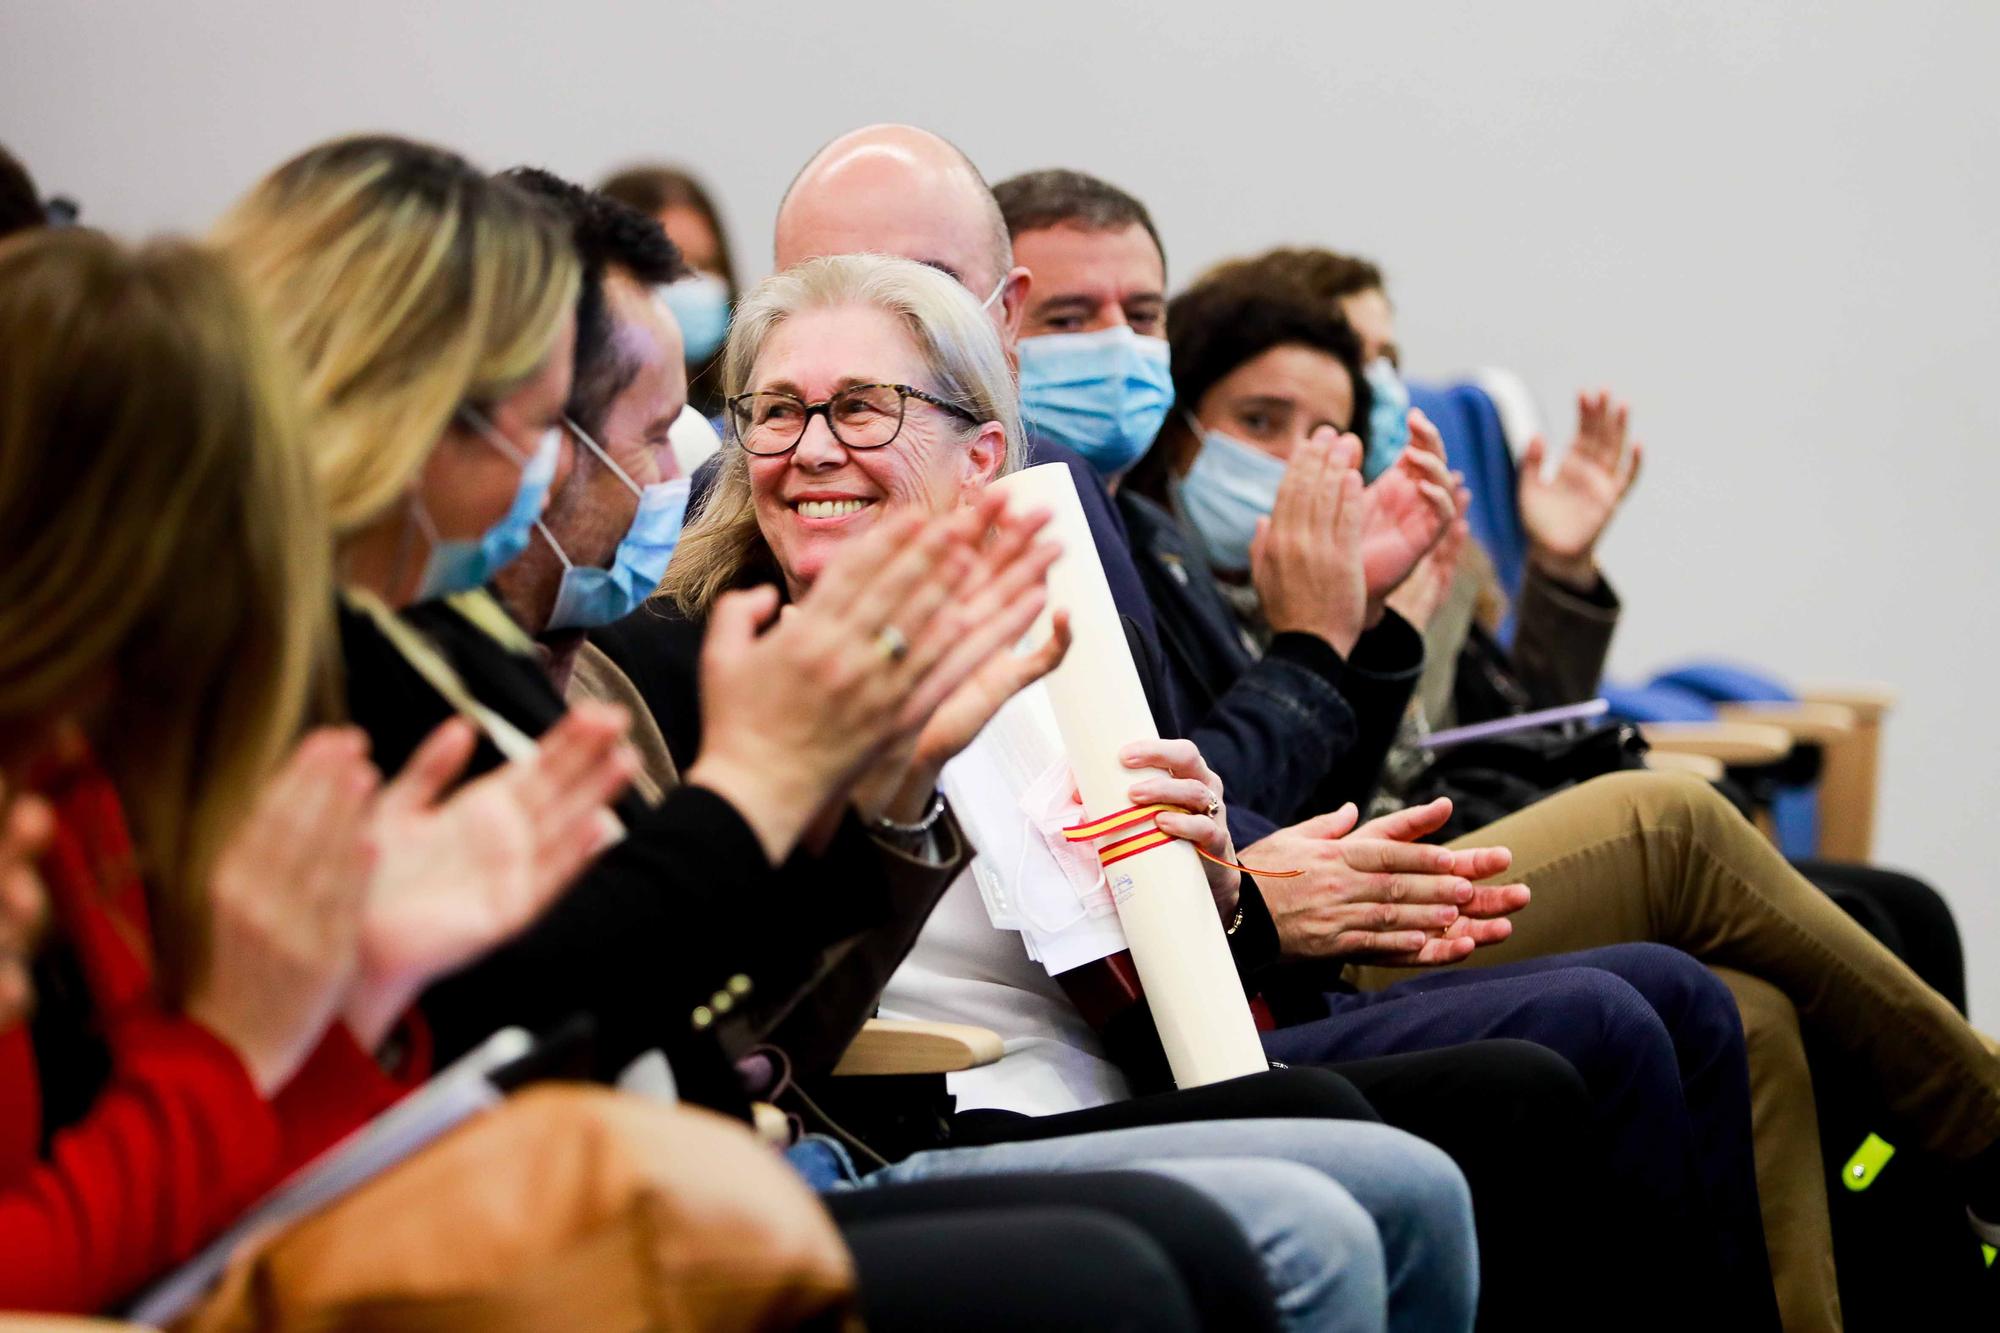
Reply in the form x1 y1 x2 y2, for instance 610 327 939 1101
0 145 46 240
992 168 1166 275
1199 247 1385 308
1126 275 1372 502
500 167 688 436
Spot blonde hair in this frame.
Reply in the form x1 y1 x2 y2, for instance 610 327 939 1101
0 229 333 997
212 135 580 542
661 254 1020 615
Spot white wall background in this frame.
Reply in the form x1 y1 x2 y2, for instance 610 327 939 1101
5 0 1995 1015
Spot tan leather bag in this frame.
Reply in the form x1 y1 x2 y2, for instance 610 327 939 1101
176 1086 858 1333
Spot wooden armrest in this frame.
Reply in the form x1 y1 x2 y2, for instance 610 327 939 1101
1639 722 1794 768
0 1321 159 1331
1796 681 1897 723
832 1019 1004 1077
1645 750 1725 781
1714 700 1858 745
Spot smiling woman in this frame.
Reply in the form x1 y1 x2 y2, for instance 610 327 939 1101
661 254 1023 611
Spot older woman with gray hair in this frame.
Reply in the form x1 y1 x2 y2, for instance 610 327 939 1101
595 253 1480 1333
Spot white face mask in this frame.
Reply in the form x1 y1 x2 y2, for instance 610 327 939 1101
979 274 1007 312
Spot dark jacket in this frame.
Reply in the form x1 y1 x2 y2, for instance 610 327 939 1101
1456 563 1622 723
342 595 957 1112
1118 487 1426 822
591 575 1288 999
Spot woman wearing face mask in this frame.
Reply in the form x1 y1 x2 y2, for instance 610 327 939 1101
600 163 737 428
0 228 643 1314
1142 266 2000 1328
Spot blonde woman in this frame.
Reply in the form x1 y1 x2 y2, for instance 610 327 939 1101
0 227 635 1312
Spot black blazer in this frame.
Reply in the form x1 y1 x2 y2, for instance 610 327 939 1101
342 597 955 1113
592 571 1287 995
1118 487 1425 822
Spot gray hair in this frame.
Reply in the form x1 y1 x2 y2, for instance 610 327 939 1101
659 253 1021 615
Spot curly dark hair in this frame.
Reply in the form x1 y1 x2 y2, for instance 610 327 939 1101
1197 246 1384 307
499 166 688 435
1125 275 1372 503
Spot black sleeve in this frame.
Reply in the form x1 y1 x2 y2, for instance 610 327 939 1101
418 781 911 1090
1298 611 1426 817
1188 632 1359 825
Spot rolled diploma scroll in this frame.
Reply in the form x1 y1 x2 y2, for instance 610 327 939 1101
988 463 1268 1087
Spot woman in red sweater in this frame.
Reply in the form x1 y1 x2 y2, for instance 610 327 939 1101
0 229 634 1312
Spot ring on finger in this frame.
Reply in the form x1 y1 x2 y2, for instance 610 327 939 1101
873 624 910 664
1205 791 1221 819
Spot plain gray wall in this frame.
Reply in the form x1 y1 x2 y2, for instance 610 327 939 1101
6 0 1995 1015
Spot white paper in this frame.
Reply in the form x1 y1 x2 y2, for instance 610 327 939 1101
943 684 1130 976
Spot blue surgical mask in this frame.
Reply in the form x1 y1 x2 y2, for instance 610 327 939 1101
543 418 692 630
412 409 560 601
660 273 731 364
1363 357 1411 482
1018 326 1174 478
1178 414 1288 574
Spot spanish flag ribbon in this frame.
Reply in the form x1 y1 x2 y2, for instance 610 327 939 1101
1063 803 1304 877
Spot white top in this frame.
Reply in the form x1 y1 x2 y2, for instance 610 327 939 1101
879 865 1132 1116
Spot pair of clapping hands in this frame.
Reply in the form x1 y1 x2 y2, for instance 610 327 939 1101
688 493 1072 862
0 711 639 1094
1101 739 1529 968
1251 408 1462 657
1236 412 1531 964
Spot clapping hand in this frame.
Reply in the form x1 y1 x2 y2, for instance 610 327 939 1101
1519 389 1642 588
1360 408 1457 616
1252 429 1368 657
188 729 380 1094
346 707 637 1049
691 496 1061 858
1242 796 1529 965
1385 483 1471 632
851 495 1071 826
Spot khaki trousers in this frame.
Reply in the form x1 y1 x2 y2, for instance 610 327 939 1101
1350 770 2000 1332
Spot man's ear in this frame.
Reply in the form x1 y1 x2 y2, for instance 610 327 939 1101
998 265 1032 349
962 420 1006 494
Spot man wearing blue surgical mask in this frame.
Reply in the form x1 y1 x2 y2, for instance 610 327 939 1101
999 170 1175 482
483 171 691 711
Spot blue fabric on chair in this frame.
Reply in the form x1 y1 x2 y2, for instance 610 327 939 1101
1608 662 1819 857
1649 664 1815 855
1601 681 1716 724
1651 664 1796 707
1408 381 1528 621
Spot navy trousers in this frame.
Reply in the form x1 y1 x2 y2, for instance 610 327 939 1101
1262 942 1778 1331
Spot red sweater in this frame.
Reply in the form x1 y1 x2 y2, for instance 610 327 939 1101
0 757 429 1313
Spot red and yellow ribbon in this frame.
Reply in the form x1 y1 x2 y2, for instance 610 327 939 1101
1063 803 1303 877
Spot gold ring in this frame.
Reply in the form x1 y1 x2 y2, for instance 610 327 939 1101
874 625 909 664
1206 792 1222 818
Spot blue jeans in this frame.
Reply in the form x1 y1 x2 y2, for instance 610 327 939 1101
796 1117 1476 1333
1262 941 1771 1322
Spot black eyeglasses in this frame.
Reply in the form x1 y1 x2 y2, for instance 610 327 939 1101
727 382 983 456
